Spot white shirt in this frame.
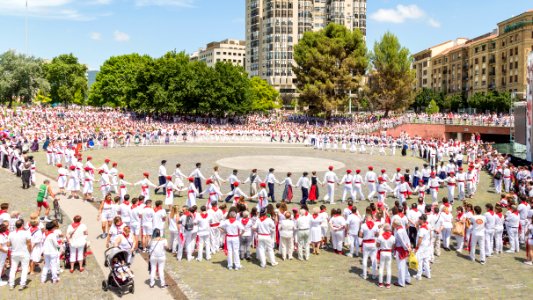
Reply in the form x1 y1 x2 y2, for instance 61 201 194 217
296 176 310 189
197 213 212 236
149 239 168 258
158 165 167 177
323 171 338 184
346 213 361 235
153 208 167 230
279 219 295 238
8 229 31 256
470 215 486 236
266 173 279 184
42 231 60 256
254 217 275 235
377 233 395 250
296 214 311 230
66 223 88 248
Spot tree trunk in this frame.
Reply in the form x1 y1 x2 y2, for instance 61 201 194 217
383 108 389 118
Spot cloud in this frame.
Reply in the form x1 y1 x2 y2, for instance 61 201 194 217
90 32 102 40
370 4 441 28
428 18 441 28
114 30 130 42
0 0 109 20
135 0 195 7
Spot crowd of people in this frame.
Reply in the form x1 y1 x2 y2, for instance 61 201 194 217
0 106 530 293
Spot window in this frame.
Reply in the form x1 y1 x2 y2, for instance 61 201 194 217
515 47 518 55
509 76 513 83
482 56 486 63
514 75 518 82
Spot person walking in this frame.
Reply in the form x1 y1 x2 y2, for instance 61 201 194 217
7 219 31 290
148 228 169 288
66 215 88 273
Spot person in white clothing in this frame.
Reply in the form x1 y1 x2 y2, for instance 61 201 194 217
208 202 224 255
7 219 31 290
295 209 311 260
329 208 346 254
253 210 278 268
148 229 169 288
393 220 412 287
201 179 223 209
250 183 269 211
322 166 339 204
414 214 432 280
346 206 361 257
484 203 496 257
134 172 157 200
376 224 395 288
469 206 487 264
219 211 244 270
365 166 377 201
359 211 379 280
65 215 88 273
118 174 132 202
352 170 365 202
41 222 60 284
196 206 212 261
279 211 295 260
340 170 354 202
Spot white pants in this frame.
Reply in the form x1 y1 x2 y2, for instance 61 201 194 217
362 243 377 278
447 187 455 202
396 255 411 286
430 188 438 203
519 220 528 243
454 234 464 251
168 230 178 253
441 228 451 248
457 183 465 200
503 178 511 192
297 230 310 260
197 234 211 261
367 183 376 200
184 232 197 261
342 186 353 202
416 253 431 278
470 234 485 261
348 234 360 256
226 237 240 268
9 254 29 287
257 235 276 267
331 230 344 251
41 254 59 283
210 226 221 254
494 179 502 193
485 229 495 256
69 245 85 263
353 185 364 201
378 252 392 284
324 183 335 203
280 236 293 260
494 228 503 253
149 256 166 286
508 227 519 252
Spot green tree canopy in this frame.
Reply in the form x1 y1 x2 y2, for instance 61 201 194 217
425 99 440 114
369 32 415 117
45 54 88 106
248 76 281 112
0 50 49 106
88 53 152 108
293 23 368 115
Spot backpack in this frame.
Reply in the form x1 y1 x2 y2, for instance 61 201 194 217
494 171 502 180
184 215 194 231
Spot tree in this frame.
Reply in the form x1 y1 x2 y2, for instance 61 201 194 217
210 62 251 116
45 54 88 106
442 94 464 111
0 50 49 106
293 23 368 115
88 54 152 108
425 99 440 114
369 32 415 117
248 77 280 112
413 88 443 111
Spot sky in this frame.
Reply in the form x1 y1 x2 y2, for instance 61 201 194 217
0 0 531 70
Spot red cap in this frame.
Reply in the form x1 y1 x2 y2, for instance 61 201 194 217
328 166 333 171
260 182 266 188
346 169 352 174
143 172 149 177
458 167 463 171
118 173 124 179
206 179 213 185
56 163 62 168
356 169 361 173
368 166 373 170
166 175 172 180
104 158 110 163
112 162 118 167
69 165 75 170
84 167 91 172
449 171 455 175
381 169 386 173
396 168 401 172
98 169 104 174
233 181 240 187
378 176 384 182
188 177 194 182
400 177 405 182
377 202 384 208
419 179 424 184
431 172 436 176
87 156 92 160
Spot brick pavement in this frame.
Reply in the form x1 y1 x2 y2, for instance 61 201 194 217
32 144 533 299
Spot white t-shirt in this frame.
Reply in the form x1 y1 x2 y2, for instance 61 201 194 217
377 233 395 250
470 215 486 236
67 223 88 248
279 219 295 238
8 229 31 256
149 238 168 258
346 214 361 235
153 209 167 230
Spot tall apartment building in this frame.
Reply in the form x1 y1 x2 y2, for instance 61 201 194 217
191 39 246 68
413 10 533 99
245 0 367 95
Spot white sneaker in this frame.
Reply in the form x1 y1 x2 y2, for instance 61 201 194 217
0 281 7 287
271 262 279 266
523 261 532 266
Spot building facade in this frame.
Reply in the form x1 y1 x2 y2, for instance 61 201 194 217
192 39 246 68
413 10 533 99
245 0 367 95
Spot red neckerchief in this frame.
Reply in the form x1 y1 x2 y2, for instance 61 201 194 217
259 216 268 222
144 205 152 209
420 223 428 230
131 204 139 209
200 213 208 219
320 209 326 213
512 210 519 215
398 212 405 218
221 210 226 215
496 212 503 218
366 220 375 230
104 199 112 205
521 201 528 205
154 207 162 213
228 217 236 224
294 214 299 220
211 207 218 212
457 212 463 219
382 231 392 240
241 218 249 225
488 210 494 216
71 222 80 229
122 201 130 206
347 206 353 211
122 232 130 238
29 225 39 234
305 212 309 216
0 210 7 215
443 203 450 207
44 230 54 238
312 213 319 219
115 222 123 228
412 208 418 212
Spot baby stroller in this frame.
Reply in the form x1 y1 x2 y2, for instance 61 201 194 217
102 248 135 296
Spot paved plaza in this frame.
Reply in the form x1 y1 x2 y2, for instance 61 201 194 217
22 143 532 299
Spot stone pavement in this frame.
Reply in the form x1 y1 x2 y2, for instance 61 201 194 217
32 144 533 299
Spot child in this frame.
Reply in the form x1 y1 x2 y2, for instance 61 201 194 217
112 257 134 280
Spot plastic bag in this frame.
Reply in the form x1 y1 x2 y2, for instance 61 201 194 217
408 251 419 270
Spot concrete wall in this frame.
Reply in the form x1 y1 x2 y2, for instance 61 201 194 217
381 123 511 141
